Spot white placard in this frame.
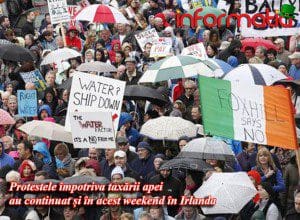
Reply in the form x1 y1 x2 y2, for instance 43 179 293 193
135 28 159 51
240 0 300 37
181 43 208 60
150 44 172 58
47 0 70 24
65 72 126 136
70 111 116 149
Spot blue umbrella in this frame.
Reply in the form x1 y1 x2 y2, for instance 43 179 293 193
208 58 233 78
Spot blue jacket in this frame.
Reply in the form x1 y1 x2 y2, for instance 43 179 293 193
131 154 155 182
33 142 52 164
0 141 15 168
119 112 142 147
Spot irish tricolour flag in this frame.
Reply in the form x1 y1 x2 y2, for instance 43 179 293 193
199 76 297 150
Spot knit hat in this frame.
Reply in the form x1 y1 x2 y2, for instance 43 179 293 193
137 142 152 153
85 159 101 176
111 166 124 179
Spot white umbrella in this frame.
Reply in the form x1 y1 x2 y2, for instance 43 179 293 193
76 61 117 72
194 172 257 214
140 116 197 141
179 137 235 161
222 64 287 85
18 120 73 143
41 48 82 66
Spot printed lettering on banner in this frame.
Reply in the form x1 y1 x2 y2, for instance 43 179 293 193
65 72 125 136
47 0 70 24
17 90 38 117
240 0 300 37
70 111 116 149
135 29 159 51
181 43 208 60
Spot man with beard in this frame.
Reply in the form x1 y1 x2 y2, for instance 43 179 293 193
217 39 247 64
149 164 184 217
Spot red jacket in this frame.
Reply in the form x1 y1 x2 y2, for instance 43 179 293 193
65 36 82 51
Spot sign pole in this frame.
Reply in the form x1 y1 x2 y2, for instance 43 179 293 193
295 148 300 180
60 22 67 47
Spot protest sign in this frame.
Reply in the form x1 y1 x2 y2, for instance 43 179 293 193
17 90 38 117
181 43 208 60
240 0 300 37
198 76 297 150
135 29 159 51
68 5 82 26
153 37 172 46
47 0 70 24
20 69 47 93
217 0 230 13
150 44 172 58
65 72 126 135
70 111 116 149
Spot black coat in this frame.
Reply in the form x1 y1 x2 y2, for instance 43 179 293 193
149 173 184 217
217 39 248 64
21 20 35 37
119 70 143 86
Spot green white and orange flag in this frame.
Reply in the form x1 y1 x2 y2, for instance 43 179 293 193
198 76 298 150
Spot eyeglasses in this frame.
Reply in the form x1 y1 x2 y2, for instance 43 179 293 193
185 87 194 90
118 142 128 146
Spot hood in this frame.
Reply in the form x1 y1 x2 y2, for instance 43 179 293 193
118 112 133 129
33 142 52 164
38 104 52 116
111 40 121 51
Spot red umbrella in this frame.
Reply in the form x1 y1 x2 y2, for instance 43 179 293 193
241 38 278 51
0 109 15 125
74 4 129 24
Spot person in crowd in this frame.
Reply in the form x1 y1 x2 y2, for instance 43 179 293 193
120 57 143 85
54 143 75 180
114 150 139 180
0 140 15 168
285 190 300 219
217 39 247 64
237 142 256 172
100 148 116 180
289 52 300 80
177 80 196 109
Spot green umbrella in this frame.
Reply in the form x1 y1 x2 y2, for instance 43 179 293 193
181 6 227 28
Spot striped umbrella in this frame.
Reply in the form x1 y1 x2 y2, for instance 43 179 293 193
209 58 233 78
138 55 217 83
222 64 287 85
74 4 129 24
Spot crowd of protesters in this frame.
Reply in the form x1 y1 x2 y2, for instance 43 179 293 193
0 0 300 219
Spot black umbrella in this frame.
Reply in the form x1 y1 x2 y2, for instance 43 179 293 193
0 44 36 62
62 175 110 184
58 77 73 91
124 85 169 106
159 157 214 172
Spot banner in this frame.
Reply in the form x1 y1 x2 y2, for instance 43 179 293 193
240 0 300 37
199 76 298 150
70 111 116 149
20 70 47 93
150 44 172 58
47 0 70 24
65 72 126 135
181 43 208 60
135 29 159 51
17 90 38 117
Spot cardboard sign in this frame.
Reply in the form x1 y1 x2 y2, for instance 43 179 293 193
135 29 159 51
17 90 38 117
153 37 172 46
150 44 172 58
20 69 47 93
65 72 126 135
47 0 70 24
181 43 208 60
70 111 116 149
240 0 300 37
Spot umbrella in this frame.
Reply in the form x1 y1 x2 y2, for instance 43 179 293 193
208 58 233 78
18 120 73 143
222 64 287 85
178 137 235 161
160 157 213 171
0 109 15 125
75 4 129 24
76 61 117 72
194 172 257 214
140 116 198 141
0 44 36 62
62 175 110 184
138 55 217 83
241 38 277 51
182 6 226 28
124 85 169 106
58 77 73 91
40 48 81 66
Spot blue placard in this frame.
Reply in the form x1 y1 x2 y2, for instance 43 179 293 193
17 90 38 117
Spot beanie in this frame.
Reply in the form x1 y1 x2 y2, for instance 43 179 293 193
111 166 124 179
